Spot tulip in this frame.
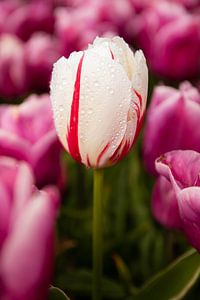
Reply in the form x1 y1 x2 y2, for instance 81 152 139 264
88 0 136 43
25 32 60 93
134 1 200 79
0 1 18 35
170 0 200 10
143 81 200 175
50 36 148 168
0 94 64 188
0 156 60 300
3 2 54 41
0 34 27 98
54 7 116 58
154 150 200 251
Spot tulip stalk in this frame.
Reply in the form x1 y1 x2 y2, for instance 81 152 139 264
93 168 104 300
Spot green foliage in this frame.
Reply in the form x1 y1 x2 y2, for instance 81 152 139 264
48 286 70 300
134 249 200 300
54 138 200 299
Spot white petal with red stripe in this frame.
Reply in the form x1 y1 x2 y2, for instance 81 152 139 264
78 47 132 167
132 50 148 115
50 51 84 153
92 36 135 81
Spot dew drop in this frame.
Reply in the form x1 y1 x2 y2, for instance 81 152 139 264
59 104 64 112
80 109 85 116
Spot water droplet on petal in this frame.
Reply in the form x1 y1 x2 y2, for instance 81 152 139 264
59 105 64 112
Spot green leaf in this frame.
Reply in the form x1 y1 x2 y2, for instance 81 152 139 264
48 286 70 300
56 269 125 299
134 249 200 300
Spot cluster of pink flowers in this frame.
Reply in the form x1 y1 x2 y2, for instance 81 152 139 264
0 93 63 299
133 1 200 79
0 93 64 188
0 0 199 99
0 0 135 98
143 82 200 251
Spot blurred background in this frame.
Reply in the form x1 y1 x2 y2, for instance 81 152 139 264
0 0 200 299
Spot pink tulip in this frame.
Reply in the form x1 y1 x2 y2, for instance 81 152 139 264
169 0 200 10
3 2 54 41
134 1 200 79
0 34 27 98
152 176 182 229
54 0 135 57
0 1 18 35
0 94 64 188
154 150 200 251
50 36 148 168
0 156 60 300
89 0 136 42
25 33 60 92
143 82 200 175
54 6 116 57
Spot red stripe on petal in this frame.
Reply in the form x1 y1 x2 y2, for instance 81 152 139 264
110 48 114 60
67 53 84 163
133 102 140 121
133 89 142 110
86 155 91 168
117 141 130 161
96 143 110 166
131 113 145 149
110 140 130 163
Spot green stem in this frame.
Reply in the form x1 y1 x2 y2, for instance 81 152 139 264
93 169 104 300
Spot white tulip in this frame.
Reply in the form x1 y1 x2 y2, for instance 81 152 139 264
50 36 148 168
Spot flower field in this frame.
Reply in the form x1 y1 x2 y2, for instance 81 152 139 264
0 1 200 299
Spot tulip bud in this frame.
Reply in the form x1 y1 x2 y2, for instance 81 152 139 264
50 36 148 168
154 150 200 252
143 81 200 175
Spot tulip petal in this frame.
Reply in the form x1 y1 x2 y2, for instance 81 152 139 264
0 191 58 300
152 176 182 230
144 96 200 174
148 85 179 110
78 47 132 167
156 150 200 189
50 51 84 152
32 131 62 188
132 50 148 115
111 50 148 161
67 53 84 163
0 130 30 162
178 187 200 252
0 182 10 247
11 163 34 224
92 36 135 81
